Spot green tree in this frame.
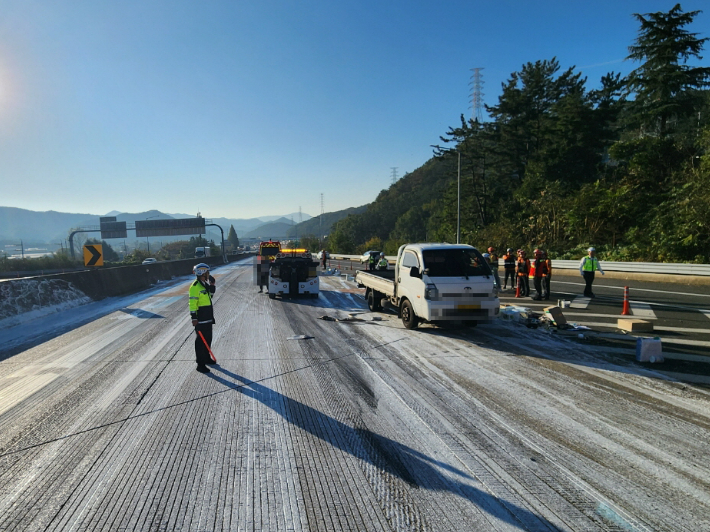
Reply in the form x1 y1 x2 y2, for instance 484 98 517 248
227 225 240 250
626 3 710 137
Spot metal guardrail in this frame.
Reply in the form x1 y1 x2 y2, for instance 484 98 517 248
329 255 710 277
545 260 710 276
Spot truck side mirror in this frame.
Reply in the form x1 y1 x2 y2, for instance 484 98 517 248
409 266 420 278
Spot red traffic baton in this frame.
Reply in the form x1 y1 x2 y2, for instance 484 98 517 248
197 330 217 363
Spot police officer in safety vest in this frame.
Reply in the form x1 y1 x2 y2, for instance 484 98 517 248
189 263 216 373
579 247 604 297
376 253 388 270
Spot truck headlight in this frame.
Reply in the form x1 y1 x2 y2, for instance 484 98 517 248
424 283 438 300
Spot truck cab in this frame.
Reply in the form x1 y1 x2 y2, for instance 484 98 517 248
397 243 499 326
195 246 211 258
256 240 281 290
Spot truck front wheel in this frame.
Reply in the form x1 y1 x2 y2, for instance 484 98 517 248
367 290 382 312
400 300 419 330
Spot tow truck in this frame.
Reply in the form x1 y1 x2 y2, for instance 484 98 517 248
255 240 281 290
268 248 320 299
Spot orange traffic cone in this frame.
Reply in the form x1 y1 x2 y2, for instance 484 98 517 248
621 286 631 315
515 277 522 298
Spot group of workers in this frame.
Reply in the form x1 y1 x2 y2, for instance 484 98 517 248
484 246 605 301
483 246 550 300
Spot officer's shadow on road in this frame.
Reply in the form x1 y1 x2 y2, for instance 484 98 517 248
207 365 558 531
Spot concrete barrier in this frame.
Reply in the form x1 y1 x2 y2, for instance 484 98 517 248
0 254 256 326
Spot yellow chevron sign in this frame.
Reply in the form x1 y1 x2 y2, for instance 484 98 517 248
83 244 103 266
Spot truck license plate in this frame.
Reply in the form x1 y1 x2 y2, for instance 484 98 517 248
457 304 480 310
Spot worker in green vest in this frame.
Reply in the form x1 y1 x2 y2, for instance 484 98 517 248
189 263 216 373
579 247 604 298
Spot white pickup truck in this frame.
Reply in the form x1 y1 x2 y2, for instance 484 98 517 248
354 243 500 329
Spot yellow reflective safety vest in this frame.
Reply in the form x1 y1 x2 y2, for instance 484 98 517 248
581 257 600 272
189 279 215 324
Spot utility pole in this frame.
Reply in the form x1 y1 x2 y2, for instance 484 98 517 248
470 68 485 123
320 193 324 246
390 167 398 185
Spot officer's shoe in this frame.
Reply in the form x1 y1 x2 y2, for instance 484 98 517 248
196 364 210 373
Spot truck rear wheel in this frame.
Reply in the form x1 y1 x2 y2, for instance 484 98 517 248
367 290 382 311
400 300 419 330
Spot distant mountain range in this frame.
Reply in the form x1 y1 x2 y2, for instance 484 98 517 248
0 206 363 247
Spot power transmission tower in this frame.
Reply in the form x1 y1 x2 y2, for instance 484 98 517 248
469 68 485 123
390 167 398 185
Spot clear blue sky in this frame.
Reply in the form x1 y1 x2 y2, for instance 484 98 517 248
0 1 707 220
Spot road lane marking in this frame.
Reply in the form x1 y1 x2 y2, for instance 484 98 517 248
629 302 656 319
568 321 710 335
556 312 657 320
553 280 710 299
570 296 591 309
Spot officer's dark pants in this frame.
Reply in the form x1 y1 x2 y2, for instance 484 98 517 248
517 275 530 296
195 323 213 365
533 277 543 299
543 274 551 300
583 271 595 297
493 270 501 289
504 269 515 288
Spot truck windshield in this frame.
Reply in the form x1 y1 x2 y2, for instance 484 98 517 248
260 246 279 256
422 248 491 278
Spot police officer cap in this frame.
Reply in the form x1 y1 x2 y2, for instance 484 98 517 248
194 263 210 276
588 247 595 252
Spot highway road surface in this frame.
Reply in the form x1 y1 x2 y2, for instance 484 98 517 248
0 257 708 531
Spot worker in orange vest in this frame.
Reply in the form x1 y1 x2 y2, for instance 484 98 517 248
542 250 552 300
530 248 548 300
515 249 530 297
502 248 516 290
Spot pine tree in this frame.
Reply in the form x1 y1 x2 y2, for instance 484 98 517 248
227 225 239 249
626 4 710 136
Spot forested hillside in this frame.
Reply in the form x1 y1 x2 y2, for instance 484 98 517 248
329 4 710 262
286 205 369 239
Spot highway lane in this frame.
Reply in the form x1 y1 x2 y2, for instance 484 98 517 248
0 258 709 531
